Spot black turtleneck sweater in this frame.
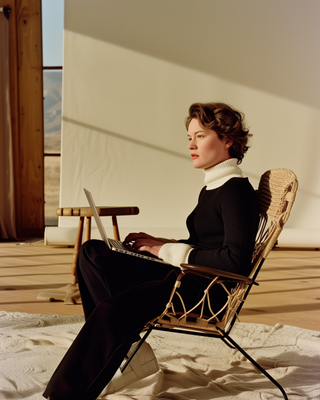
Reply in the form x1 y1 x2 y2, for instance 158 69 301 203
182 177 260 276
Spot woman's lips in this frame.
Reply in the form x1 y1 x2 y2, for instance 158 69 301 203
191 154 199 159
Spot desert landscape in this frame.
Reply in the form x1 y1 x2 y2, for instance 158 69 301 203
43 70 62 226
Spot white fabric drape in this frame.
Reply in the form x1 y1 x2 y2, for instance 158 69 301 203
0 13 17 239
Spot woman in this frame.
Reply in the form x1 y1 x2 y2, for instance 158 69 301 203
44 102 260 400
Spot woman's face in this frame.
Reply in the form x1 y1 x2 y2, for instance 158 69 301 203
187 118 232 170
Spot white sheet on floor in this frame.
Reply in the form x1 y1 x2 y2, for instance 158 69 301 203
0 311 319 400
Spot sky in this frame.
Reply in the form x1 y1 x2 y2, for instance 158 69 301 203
42 0 64 66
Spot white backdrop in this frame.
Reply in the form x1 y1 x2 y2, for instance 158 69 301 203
55 0 320 245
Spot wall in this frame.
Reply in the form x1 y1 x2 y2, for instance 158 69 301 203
59 0 320 241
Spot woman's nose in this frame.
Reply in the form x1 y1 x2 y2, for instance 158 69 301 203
188 139 196 150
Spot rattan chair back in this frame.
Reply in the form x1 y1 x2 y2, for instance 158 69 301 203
250 168 298 280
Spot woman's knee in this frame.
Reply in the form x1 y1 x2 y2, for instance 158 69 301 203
81 239 107 253
77 239 109 272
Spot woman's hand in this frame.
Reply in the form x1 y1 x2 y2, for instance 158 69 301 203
124 232 164 258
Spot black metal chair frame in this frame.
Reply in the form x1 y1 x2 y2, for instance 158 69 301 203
121 169 298 400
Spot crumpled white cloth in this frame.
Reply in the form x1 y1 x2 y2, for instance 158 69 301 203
0 311 319 400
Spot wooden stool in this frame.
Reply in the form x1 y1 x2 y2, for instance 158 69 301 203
37 205 139 305
56 206 140 284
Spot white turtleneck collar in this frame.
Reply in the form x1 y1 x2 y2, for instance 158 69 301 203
204 158 244 190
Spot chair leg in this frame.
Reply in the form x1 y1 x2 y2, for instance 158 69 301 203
219 336 236 350
127 321 288 399
71 216 84 284
150 324 288 399
219 330 288 400
84 216 91 242
112 215 120 241
120 325 154 373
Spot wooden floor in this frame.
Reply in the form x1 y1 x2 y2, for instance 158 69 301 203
0 240 319 331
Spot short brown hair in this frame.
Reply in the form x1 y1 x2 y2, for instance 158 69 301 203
185 102 251 164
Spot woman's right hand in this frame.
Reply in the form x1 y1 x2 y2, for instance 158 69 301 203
124 232 164 258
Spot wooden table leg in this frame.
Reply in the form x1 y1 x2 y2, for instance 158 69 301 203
38 206 138 305
112 215 120 241
71 216 84 284
70 216 92 285
85 216 91 242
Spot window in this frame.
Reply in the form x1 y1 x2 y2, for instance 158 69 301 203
42 0 64 226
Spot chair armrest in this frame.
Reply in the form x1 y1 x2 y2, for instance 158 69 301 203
180 263 255 285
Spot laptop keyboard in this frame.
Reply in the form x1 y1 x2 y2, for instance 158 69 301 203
108 237 164 263
108 238 133 251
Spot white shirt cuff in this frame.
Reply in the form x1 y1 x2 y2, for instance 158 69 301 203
158 242 193 267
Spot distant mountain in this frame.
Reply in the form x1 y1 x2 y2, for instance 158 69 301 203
43 71 62 137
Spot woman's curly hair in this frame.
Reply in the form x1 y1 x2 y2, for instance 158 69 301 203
185 102 251 164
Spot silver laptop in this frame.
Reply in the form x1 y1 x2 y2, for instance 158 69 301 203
84 188 170 264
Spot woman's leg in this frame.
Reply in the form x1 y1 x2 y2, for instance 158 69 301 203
43 240 178 400
77 239 177 319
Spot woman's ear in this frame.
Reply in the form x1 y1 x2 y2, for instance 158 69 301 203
225 140 233 149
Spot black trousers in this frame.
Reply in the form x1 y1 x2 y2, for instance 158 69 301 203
43 240 229 400
43 240 179 400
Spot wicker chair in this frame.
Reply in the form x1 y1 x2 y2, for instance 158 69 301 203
123 168 298 400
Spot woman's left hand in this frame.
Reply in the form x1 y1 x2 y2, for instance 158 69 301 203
124 232 164 258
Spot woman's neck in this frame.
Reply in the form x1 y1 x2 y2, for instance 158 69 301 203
204 158 243 190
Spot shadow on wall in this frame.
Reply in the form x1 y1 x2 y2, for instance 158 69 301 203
63 116 191 161
65 0 320 109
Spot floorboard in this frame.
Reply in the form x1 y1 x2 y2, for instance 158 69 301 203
0 240 319 331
